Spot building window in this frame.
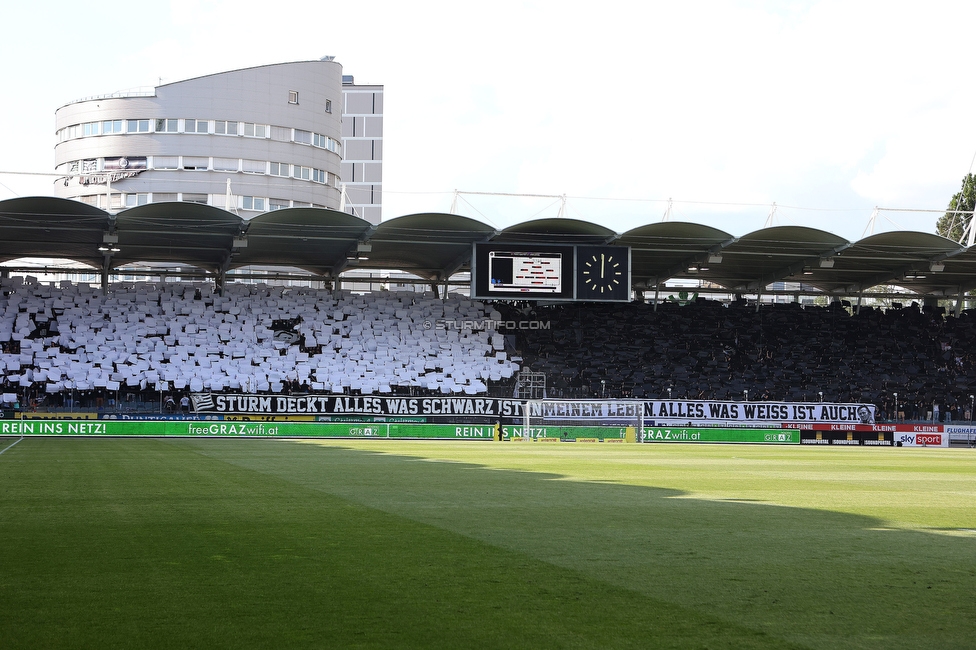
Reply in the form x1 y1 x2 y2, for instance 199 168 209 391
269 199 289 211
325 99 332 114
181 193 208 204
242 159 266 174
155 118 178 133
182 156 209 171
153 156 179 170
269 162 289 177
294 166 311 180
102 120 123 134
293 129 312 145
288 91 299 104
242 196 266 211
82 122 100 137
243 123 267 138
126 119 150 133
312 168 327 184
125 193 149 207
184 119 208 133
214 120 238 135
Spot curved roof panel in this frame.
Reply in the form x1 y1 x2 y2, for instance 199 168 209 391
494 218 616 243
0 196 109 268
364 213 496 279
822 231 966 295
112 202 244 272
232 208 372 276
614 222 736 288
695 226 851 292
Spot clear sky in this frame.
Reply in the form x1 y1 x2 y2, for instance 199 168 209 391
2 0 974 241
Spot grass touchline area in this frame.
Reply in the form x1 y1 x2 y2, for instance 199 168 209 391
1 438 973 649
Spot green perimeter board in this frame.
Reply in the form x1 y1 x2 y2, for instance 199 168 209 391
0 420 494 439
1 420 795 443
640 427 799 444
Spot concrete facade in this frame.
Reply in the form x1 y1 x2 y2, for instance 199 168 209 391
54 61 356 219
340 75 383 223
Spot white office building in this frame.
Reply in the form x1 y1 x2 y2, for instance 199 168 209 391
53 60 383 224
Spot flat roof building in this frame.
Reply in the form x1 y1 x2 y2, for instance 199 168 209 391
54 60 383 224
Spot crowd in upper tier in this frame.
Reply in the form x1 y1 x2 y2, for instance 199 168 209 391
501 298 976 422
0 278 515 408
3 278 973 422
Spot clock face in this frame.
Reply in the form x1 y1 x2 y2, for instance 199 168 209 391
582 252 623 295
576 246 630 301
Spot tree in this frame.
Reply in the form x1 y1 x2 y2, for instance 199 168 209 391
936 173 976 242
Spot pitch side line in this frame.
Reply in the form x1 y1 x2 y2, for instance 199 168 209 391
0 436 24 455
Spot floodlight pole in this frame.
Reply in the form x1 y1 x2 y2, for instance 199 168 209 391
893 392 898 422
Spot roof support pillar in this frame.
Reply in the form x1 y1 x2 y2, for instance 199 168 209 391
215 269 226 297
100 251 116 295
955 287 965 317
653 285 660 312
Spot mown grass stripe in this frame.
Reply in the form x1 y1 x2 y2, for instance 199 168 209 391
185 439 976 650
1 438 798 649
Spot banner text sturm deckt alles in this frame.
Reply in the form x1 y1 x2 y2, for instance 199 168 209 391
198 394 525 417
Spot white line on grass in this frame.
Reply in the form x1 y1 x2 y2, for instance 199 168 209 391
0 436 24 455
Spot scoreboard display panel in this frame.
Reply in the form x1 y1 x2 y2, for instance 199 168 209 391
472 244 575 300
471 243 631 302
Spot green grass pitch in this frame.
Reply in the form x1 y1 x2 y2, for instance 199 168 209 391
1 437 974 649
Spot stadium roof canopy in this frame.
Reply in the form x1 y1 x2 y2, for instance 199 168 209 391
1 196 973 299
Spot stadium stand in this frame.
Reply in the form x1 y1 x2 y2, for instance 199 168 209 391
500 298 976 422
4 276 976 422
0 277 517 410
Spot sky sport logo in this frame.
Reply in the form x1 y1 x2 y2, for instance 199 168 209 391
424 319 550 331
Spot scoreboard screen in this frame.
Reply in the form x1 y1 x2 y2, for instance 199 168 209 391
487 250 563 294
472 244 575 300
